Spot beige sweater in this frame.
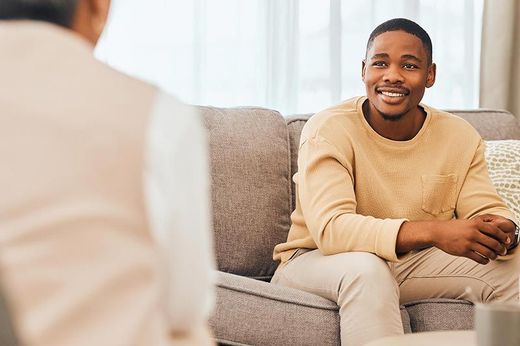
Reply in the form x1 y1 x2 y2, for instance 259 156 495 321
274 96 516 263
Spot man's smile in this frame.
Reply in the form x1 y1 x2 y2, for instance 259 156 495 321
376 87 409 104
380 91 405 97
376 87 409 97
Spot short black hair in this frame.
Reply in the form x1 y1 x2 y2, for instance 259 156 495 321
0 0 78 28
366 18 433 65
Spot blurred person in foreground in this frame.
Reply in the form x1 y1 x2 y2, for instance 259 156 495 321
0 0 215 345
272 18 519 345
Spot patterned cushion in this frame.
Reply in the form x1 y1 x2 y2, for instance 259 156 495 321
485 140 520 222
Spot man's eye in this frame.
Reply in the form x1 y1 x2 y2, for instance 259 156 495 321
403 63 418 70
372 61 387 67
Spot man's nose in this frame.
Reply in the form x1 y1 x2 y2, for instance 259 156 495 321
383 66 404 84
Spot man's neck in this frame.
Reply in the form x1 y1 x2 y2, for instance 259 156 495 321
362 100 426 141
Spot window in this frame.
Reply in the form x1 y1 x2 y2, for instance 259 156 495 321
96 0 483 115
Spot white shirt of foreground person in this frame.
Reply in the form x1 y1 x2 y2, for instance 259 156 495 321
146 92 216 343
0 21 214 346
146 90 216 341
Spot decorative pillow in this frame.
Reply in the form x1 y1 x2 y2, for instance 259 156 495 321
485 140 520 222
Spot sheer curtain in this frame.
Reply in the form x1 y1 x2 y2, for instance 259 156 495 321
480 0 520 118
96 0 483 115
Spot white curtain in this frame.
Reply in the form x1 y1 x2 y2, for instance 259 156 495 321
96 0 483 115
480 0 520 118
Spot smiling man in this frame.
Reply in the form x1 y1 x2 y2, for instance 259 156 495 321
272 18 519 345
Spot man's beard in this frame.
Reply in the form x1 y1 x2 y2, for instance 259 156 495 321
381 112 406 122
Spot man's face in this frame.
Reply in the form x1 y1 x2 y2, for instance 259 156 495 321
362 30 436 121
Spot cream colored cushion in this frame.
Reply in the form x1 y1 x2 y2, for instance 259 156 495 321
485 140 520 222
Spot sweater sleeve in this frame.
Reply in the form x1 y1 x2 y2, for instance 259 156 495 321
297 136 407 262
455 139 518 259
456 139 517 223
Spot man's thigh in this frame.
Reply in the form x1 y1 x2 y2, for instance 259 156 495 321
272 250 404 344
272 249 395 302
391 247 519 304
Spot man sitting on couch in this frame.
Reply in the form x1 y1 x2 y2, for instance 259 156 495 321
272 18 519 345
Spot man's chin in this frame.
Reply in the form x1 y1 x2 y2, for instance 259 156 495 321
381 112 405 121
367 97 407 121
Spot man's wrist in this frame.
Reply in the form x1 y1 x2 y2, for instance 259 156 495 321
396 220 436 254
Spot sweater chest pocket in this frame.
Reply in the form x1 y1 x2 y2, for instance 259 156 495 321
421 174 458 215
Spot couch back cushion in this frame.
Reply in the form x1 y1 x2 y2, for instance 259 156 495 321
287 109 520 213
200 106 291 279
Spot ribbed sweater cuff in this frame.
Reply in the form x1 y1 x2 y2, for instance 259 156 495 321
375 218 408 262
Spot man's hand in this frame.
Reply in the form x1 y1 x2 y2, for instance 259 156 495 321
432 217 509 264
474 214 517 249
397 216 513 265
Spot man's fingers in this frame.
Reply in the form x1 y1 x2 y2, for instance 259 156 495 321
475 232 507 256
489 218 515 233
475 214 494 223
471 243 498 260
466 251 490 265
476 221 509 244
475 213 515 234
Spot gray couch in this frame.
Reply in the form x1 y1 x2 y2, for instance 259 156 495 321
201 106 520 346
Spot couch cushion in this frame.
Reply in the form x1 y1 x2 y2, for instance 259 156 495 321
446 109 520 140
211 272 339 346
210 272 412 346
404 299 474 332
200 107 291 279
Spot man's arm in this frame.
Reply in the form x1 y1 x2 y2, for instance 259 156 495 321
297 136 407 262
457 140 518 247
396 139 517 264
396 216 511 264
298 133 516 264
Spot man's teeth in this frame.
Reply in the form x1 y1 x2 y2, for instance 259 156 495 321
381 91 405 97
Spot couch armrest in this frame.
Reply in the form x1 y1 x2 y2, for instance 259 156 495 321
210 271 340 345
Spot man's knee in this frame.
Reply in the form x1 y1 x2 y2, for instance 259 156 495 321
490 267 519 303
331 252 400 317
337 252 397 295
474 257 519 303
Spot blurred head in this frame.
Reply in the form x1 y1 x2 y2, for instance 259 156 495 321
0 0 111 45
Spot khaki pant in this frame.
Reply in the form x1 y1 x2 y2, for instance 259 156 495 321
271 248 519 346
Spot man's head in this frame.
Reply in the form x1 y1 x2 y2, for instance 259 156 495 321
362 18 436 122
0 0 78 27
0 0 110 45
366 18 433 66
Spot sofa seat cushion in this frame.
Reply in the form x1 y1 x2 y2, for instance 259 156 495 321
403 299 473 332
210 271 413 345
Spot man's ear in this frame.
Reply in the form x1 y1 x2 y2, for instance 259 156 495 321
361 60 366 82
87 0 111 39
426 63 436 88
